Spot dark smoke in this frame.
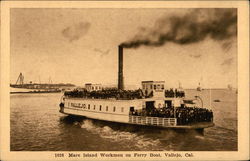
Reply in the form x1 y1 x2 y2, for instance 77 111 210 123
120 9 237 48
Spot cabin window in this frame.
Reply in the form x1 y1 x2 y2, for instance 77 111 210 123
113 106 116 112
129 107 134 115
106 106 108 111
93 105 96 110
121 107 124 113
88 104 90 109
99 105 102 111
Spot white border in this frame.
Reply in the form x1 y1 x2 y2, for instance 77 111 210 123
1 1 249 160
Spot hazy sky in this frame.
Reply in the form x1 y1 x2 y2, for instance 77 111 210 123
10 8 237 89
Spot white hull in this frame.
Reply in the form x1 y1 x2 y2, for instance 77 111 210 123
10 87 61 93
63 107 130 123
61 97 141 123
10 87 35 93
60 97 214 129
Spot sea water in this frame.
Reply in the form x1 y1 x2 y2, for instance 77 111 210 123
10 89 237 151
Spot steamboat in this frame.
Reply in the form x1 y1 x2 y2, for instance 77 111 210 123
59 46 214 131
10 73 75 94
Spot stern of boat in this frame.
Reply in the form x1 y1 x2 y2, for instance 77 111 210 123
59 95 65 113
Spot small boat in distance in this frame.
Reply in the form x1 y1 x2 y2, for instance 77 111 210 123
213 99 221 102
197 81 203 91
227 84 233 90
197 77 204 91
59 46 214 131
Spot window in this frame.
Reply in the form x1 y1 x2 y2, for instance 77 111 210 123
106 106 108 111
161 84 164 90
150 85 153 89
93 105 96 110
121 107 124 113
154 85 156 90
88 104 90 109
99 105 102 111
83 104 86 109
113 106 116 112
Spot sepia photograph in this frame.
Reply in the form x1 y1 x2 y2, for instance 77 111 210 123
1 1 249 160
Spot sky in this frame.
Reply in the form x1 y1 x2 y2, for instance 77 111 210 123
10 8 237 89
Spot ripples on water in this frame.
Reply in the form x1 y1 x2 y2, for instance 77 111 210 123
10 90 237 151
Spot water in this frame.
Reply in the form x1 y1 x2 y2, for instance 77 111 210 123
10 89 237 151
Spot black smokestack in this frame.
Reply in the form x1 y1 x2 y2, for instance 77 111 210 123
118 45 124 90
120 9 237 49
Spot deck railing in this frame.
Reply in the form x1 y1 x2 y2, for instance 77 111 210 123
129 115 177 127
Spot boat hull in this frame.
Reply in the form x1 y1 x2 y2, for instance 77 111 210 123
10 87 61 94
60 106 214 130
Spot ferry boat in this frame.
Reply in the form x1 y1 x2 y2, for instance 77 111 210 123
59 46 214 130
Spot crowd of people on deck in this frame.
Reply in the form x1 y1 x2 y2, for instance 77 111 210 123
130 106 213 125
64 88 212 125
65 88 186 99
165 88 185 98
64 88 143 99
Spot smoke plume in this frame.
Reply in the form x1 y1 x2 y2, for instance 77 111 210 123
120 9 237 48
221 57 234 66
62 22 90 42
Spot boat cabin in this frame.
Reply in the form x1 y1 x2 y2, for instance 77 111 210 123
141 81 165 98
85 83 103 92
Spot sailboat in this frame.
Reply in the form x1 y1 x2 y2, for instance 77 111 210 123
227 84 233 90
197 77 203 91
197 82 202 91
